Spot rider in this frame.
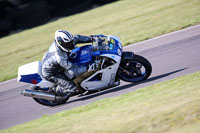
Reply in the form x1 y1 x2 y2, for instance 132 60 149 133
42 30 94 96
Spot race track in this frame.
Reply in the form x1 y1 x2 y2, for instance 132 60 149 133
0 25 200 130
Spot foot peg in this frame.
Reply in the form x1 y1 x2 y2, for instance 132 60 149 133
78 91 89 97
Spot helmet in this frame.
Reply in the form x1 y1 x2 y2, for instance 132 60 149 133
55 30 75 51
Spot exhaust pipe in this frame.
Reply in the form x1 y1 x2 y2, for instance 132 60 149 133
21 89 61 101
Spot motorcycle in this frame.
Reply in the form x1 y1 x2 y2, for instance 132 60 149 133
17 35 152 106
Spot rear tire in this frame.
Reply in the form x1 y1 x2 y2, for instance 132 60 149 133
32 87 69 106
118 54 152 82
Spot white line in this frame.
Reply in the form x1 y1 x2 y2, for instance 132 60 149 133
0 78 17 85
130 24 200 47
124 24 200 52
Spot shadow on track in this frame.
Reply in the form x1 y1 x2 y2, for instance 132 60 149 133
62 68 187 105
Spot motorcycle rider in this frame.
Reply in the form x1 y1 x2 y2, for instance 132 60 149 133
42 30 94 96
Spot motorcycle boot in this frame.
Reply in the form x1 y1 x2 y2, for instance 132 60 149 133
54 82 79 96
47 74 79 96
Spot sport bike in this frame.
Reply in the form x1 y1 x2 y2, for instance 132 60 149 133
18 35 152 106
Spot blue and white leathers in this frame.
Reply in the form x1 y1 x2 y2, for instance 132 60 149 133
18 35 123 91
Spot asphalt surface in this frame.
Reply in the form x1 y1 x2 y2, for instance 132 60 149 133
0 25 200 130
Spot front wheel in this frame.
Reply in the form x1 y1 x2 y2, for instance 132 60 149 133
32 87 69 106
118 54 152 82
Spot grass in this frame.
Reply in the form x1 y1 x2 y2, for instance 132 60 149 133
1 71 200 133
0 0 200 82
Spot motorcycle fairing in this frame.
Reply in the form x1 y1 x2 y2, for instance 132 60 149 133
81 56 120 90
17 61 54 87
69 35 123 65
19 73 42 84
70 45 95 65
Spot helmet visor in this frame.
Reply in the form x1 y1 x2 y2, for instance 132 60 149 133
57 36 75 50
63 41 75 50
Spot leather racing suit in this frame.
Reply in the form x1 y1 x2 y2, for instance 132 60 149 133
42 35 92 95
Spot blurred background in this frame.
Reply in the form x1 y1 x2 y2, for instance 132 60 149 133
0 0 116 38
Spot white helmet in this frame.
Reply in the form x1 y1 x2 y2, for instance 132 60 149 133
55 30 75 52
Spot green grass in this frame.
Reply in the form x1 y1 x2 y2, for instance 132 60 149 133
1 71 200 133
0 0 200 82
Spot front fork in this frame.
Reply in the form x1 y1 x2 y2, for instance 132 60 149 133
118 66 132 76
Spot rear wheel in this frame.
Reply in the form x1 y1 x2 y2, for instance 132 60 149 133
118 54 152 82
32 87 69 106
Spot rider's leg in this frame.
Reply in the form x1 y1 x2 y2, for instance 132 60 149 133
43 73 78 95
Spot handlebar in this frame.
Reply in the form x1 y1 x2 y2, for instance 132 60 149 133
92 36 113 51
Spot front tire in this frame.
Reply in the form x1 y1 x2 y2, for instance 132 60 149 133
118 54 152 82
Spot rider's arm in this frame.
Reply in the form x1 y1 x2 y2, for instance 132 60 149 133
55 51 87 78
73 34 93 44
55 51 74 70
